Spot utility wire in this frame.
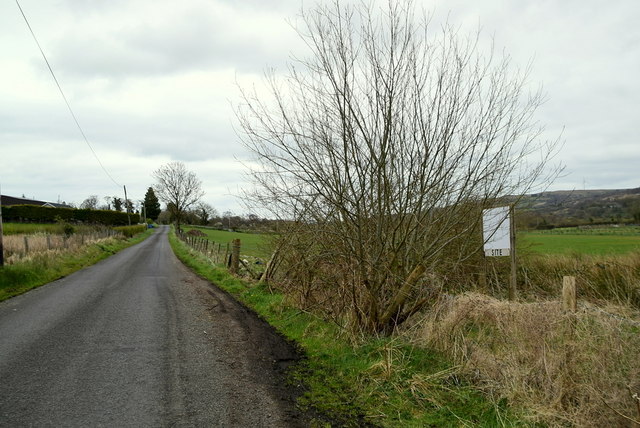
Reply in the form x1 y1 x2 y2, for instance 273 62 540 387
15 0 121 188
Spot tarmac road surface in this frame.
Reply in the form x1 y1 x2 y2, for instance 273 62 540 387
0 226 307 427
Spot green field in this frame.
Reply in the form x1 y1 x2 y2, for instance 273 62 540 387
182 226 273 258
180 225 640 257
520 226 640 255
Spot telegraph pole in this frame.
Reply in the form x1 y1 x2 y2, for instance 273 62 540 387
0 187 5 267
123 185 131 226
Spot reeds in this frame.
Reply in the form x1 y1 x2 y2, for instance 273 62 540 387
2 231 120 264
518 252 640 308
413 292 640 427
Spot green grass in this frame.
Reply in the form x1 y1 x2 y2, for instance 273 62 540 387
2 222 98 235
182 226 272 258
169 228 532 427
520 227 640 255
0 229 154 302
113 224 147 237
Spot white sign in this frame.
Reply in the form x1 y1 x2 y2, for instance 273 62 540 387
483 206 511 257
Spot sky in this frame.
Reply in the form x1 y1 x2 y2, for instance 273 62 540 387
1 0 638 214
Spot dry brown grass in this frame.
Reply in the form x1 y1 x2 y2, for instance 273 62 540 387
3 232 119 264
517 252 640 309
410 292 640 427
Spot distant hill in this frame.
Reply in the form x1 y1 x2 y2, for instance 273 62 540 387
516 187 640 228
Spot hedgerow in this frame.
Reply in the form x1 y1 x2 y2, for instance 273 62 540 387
2 204 140 226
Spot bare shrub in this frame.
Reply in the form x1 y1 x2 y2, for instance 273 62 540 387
414 292 640 426
237 0 561 333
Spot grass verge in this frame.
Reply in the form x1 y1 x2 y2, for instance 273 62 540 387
169 228 532 427
0 229 154 302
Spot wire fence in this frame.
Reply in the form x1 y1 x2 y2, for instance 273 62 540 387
176 230 263 279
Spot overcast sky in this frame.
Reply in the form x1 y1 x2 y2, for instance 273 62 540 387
1 0 638 213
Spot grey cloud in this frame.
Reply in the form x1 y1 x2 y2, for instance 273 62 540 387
50 4 294 79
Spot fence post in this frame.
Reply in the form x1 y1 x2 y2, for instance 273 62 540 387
24 236 29 254
47 234 52 250
229 239 241 274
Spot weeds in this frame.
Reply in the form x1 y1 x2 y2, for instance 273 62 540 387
516 252 640 308
416 292 640 427
2 231 119 263
113 224 147 238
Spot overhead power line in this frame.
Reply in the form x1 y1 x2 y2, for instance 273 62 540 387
15 0 121 188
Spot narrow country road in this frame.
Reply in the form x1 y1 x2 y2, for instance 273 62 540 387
0 226 307 427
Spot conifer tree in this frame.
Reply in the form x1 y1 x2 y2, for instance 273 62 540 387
144 187 161 221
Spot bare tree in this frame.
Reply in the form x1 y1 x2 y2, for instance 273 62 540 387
222 210 233 230
153 161 204 230
103 196 112 210
236 1 562 333
193 202 217 226
80 195 99 210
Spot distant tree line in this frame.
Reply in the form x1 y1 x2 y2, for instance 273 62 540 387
74 187 162 224
156 204 274 232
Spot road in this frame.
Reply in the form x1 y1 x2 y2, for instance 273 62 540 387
0 226 307 427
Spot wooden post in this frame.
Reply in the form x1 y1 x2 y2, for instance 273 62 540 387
24 236 29 254
0 192 4 267
562 276 577 312
508 204 517 300
47 234 52 250
229 239 240 274
123 185 131 226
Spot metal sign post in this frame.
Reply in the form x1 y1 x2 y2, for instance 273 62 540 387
482 205 517 299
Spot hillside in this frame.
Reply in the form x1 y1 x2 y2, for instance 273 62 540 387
517 187 640 228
